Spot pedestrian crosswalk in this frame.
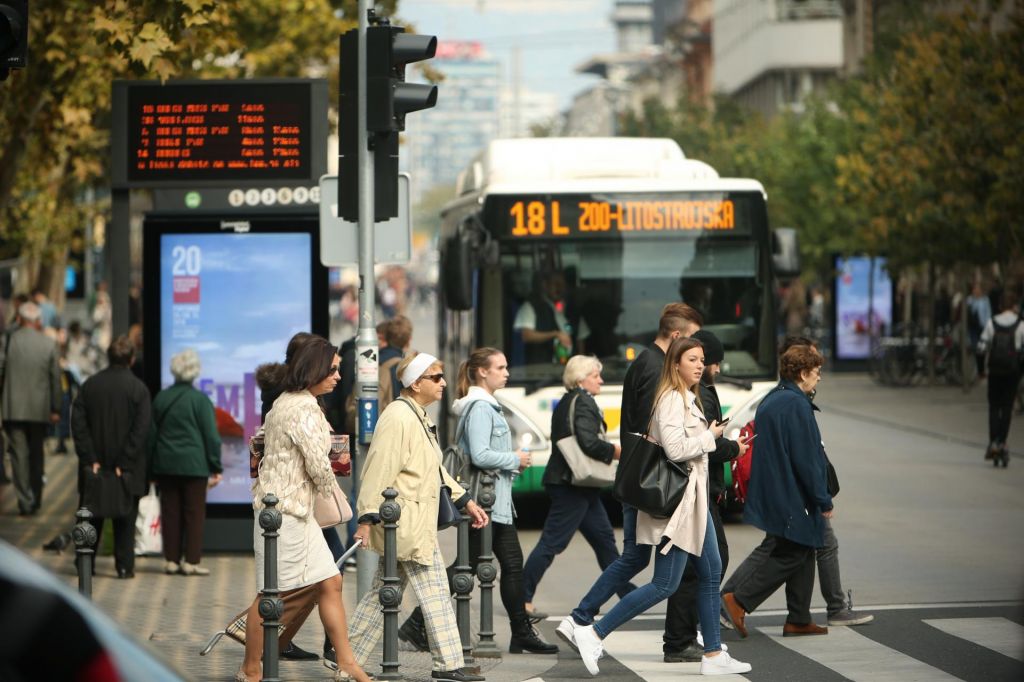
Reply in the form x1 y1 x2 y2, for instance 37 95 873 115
533 605 1024 681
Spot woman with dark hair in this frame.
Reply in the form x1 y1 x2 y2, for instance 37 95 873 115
721 344 832 643
565 338 751 676
237 336 369 682
399 348 556 655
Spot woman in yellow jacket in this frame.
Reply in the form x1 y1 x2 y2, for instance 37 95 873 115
349 352 489 682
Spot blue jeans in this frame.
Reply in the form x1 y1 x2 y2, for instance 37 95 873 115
572 505 652 626
593 512 723 653
522 484 627 604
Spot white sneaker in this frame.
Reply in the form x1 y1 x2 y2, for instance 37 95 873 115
180 561 210 576
556 617 579 652
696 631 727 652
700 651 752 675
575 624 603 676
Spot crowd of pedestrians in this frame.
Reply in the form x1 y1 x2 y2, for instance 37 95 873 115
7 280 1020 682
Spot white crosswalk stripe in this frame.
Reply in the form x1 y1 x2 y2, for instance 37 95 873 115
923 617 1024 662
757 624 964 681
600 630 749 680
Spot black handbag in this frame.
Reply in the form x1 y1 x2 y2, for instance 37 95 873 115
83 468 134 518
613 431 691 519
437 482 461 530
824 453 840 497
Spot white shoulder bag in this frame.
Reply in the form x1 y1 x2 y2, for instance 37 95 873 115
556 394 617 487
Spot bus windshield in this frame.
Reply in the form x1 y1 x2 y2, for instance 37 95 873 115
479 235 776 387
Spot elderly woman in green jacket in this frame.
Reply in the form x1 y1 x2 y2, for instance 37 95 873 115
348 352 489 682
148 348 222 576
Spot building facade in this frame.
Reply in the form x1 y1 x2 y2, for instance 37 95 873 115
713 0 844 118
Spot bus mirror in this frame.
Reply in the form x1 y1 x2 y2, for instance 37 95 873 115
442 231 475 310
772 228 801 280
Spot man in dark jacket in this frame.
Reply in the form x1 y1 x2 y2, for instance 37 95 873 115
662 329 747 661
72 335 151 578
722 344 833 637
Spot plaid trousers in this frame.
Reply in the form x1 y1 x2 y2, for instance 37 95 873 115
348 545 463 672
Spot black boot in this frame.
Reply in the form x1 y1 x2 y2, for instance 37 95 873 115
399 608 430 652
509 619 559 654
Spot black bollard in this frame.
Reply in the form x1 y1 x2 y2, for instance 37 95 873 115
72 507 97 598
378 487 403 680
258 494 284 682
453 507 476 667
473 474 500 658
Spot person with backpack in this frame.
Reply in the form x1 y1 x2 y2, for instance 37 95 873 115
397 347 557 655
979 288 1023 466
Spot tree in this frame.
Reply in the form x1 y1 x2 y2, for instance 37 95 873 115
0 0 401 296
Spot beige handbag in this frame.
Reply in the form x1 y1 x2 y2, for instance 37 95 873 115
313 478 353 528
556 394 617 487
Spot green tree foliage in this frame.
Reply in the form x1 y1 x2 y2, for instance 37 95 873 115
0 0 399 289
836 5 1024 274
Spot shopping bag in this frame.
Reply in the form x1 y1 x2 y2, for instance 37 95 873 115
134 483 163 556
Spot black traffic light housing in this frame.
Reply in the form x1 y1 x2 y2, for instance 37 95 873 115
366 25 437 133
338 20 437 223
0 0 28 81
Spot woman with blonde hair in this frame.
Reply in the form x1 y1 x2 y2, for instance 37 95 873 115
237 336 369 682
398 347 557 655
521 355 626 618
567 338 752 676
348 352 489 682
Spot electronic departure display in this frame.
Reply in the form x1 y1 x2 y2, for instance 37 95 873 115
112 79 327 188
485 193 762 239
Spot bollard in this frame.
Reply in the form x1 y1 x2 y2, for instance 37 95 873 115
453 507 476 667
378 487 403 680
472 474 501 658
72 507 97 598
258 494 284 682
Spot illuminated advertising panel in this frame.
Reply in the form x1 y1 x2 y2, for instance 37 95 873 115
834 255 893 361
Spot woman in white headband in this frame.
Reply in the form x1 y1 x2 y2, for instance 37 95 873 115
348 352 489 682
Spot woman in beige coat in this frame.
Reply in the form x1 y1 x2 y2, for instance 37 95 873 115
572 337 752 677
238 336 370 682
348 352 489 682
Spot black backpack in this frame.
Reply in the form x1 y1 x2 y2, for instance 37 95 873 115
988 316 1022 376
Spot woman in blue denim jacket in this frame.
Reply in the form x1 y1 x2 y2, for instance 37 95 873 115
399 347 558 655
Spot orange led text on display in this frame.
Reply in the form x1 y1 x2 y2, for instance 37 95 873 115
508 199 735 237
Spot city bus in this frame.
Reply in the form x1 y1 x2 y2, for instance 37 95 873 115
437 137 799 498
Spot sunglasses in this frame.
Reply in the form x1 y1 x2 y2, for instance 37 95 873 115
420 373 444 384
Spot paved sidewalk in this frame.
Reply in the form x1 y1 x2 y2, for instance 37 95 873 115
815 372 1022 458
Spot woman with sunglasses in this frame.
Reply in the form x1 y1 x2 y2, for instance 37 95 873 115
237 336 369 682
348 352 489 682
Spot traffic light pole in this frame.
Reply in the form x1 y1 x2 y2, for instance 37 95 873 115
354 0 380 601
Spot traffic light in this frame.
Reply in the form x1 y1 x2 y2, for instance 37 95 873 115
0 1 28 81
338 23 438 223
366 25 437 133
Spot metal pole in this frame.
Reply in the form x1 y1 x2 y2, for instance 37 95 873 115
378 488 402 680
453 510 475 667
109 188 130 338
354 0 380 601
473 474 501 658
259 494 284 682
72 507 96 598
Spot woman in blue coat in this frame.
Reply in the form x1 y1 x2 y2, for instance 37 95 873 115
721 344 833 638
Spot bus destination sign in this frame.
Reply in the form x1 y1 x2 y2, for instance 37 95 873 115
488 193 757 239
113 80 327 188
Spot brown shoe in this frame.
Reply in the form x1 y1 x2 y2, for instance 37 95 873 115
721 593 748 638
783 622 829 637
